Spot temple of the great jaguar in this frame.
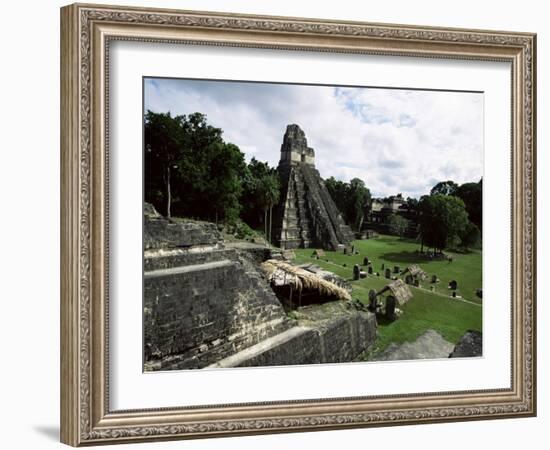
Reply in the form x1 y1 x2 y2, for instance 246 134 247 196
272 124 355 251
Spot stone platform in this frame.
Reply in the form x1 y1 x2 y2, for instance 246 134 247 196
144 205 293 371
144 203 376 371
208 301 377 368
372 330 454 361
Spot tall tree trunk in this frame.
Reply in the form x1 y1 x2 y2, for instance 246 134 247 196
166 166 171 218
269 204 273 245
264 208 267 241
357 214 364 233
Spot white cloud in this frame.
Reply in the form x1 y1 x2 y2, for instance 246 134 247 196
144 78 483 198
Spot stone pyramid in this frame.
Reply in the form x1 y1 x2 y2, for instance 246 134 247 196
273 124 354 250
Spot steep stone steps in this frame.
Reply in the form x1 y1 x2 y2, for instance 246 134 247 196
206 327 314 368
144 203 298 371
207 302 377 369
145 257 294 370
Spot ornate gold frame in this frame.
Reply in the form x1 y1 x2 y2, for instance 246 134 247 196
60 3 536 446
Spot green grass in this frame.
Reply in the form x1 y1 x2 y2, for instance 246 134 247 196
293 235 482 359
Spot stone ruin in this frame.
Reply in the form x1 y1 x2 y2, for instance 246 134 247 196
143 204 293 371
272 124 354 250
449 330 483 357
402 264 427 286
372 329 483 361
143 203 376 371
368 279 413 321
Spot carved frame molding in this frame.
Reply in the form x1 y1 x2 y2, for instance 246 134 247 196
60 3 536 446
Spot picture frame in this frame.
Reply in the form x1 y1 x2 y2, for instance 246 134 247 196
60 2 536 446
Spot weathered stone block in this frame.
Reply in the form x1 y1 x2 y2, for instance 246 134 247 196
144 204 223 250
209 301 377 368
449 330 482 358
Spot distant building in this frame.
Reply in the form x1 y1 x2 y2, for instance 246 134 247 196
367 194 419 237
369 195 406 224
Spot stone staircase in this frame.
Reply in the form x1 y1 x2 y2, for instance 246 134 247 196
273 161 353 251
274 166 316 249
208 301 377 368
144 208 294 371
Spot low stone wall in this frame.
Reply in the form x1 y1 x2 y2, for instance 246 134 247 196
144 247 236 271
209 302 377 368
144 213 222 251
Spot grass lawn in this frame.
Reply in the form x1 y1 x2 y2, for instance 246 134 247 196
293 235 482 359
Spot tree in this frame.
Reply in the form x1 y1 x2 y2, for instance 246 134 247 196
348 178 371 231
387 214 409 237
251 172 279 243
459 221 480 250
144 111 186 217
174 112 225 218
430 180 458 196
403 196 420 228
240 158 280 236
405 197 419 210
176 116 245 222
206 142 246 223
325 177 371 231
325 177 348 218
419 194 469 253
144 111 246 223
264 173 281 243
455 179 482 231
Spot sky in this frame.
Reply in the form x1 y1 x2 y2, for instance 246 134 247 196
144 78 483 199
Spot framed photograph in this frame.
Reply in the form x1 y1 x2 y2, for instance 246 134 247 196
60 3 536 446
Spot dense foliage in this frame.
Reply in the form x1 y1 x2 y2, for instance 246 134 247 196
417 179 482 251
455 180 482 231
144 111 281 238
418 194 470 252
430 180 459 196
325 177 371 231
428 179 482 231
145 111 244 220
386 214 409 237
240 158 280 240
459 221 481 250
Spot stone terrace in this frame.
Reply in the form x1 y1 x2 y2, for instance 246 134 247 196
144 203 376 371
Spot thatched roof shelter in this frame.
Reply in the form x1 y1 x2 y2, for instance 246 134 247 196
403 264 427 280
376 279 413 305
298 263 352 291
261 259 351 301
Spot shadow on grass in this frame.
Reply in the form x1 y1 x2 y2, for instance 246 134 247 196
375 314 396 326
447 248 477 255
380 251 426 263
